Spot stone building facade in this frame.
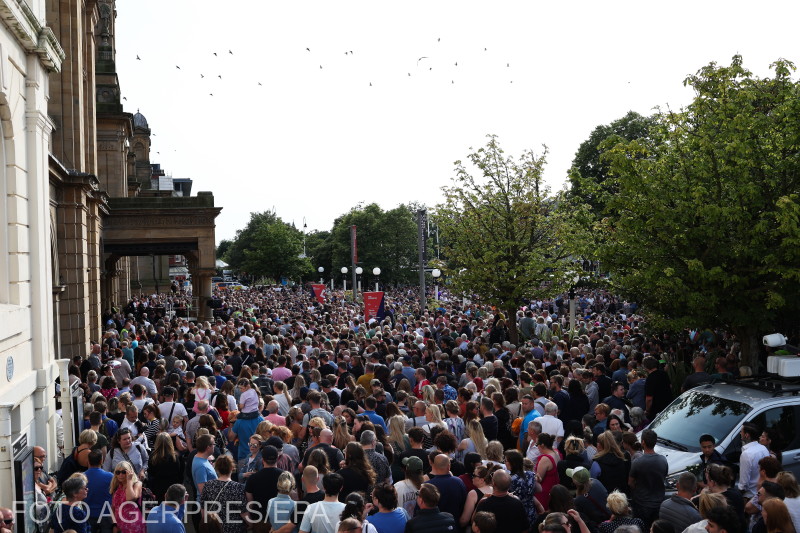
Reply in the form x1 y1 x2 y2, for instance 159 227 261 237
0 0 220 512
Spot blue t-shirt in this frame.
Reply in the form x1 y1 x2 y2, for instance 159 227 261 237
363 410 387 432
51 503 90 533
368 508 409 533
519 409 541 448
191 456 217 500
146 504 186 533
84 467 113 518
232 415 264 460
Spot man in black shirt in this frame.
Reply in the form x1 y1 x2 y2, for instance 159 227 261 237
244 445 284 523
476 470 530 533
301 429 344 471
479 397 498 442
404 484 456 533
643 356 673 420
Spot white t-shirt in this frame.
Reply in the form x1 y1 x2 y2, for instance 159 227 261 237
394 479 420 517
158 401 188 422
299 501 345 533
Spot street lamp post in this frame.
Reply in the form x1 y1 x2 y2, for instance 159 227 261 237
341 267 348 292
318 266 324 284
372 267 381 292
432 268 441 303
355 267 363 296
568 272 580 337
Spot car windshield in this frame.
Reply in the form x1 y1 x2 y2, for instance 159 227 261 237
647 389 752 452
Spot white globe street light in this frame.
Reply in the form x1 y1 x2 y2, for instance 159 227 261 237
373 267 381 291
341 267 348 292
432 269 441 301
355 267 363 293
318 266 324 284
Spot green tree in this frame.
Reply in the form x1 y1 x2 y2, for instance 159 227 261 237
241 220 312 282
568 111 655 216
436 135 593 343
329 203 418 287
224 211 311 283
216 239 233 260
305 230 333 281
600 56 800 368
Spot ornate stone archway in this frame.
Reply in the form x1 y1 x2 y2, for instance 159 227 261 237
102 192 221 322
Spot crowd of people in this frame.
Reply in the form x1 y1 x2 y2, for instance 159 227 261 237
20 284 800 533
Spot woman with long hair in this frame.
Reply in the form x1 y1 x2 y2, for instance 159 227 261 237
593 430 629 494
307 448 330 488
339 442 377 501
557 436 592 491
458 418 488 458
459 465 495 528
421 384 436 405
341 492 379 533
333 415 355 451
763 498 797 533
147 432 182 501
110 461 145 533
214 391 231 430
273 381 292 416
703 464 745 529
506 448 542 527
386 415 409 456
291 375 306 400
535 433 561 510
287 406 305 445
141 403 162 449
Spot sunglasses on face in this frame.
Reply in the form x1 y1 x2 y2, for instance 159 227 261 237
115 471 128 475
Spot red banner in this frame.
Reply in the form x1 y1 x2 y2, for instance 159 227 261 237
311 284 327 304
363 291 385 321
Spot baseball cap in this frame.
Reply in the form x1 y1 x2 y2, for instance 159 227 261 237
266 436 284 450
402 456 423 472
261 445 279 462
566 466 590 484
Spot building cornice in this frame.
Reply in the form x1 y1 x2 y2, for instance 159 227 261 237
0 0 65 72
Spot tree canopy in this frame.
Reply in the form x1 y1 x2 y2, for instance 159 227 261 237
568 111 655 216
600 56 800 366
435 134 593 342
222 211 311 283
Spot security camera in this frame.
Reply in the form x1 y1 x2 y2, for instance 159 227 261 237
763 333 788 348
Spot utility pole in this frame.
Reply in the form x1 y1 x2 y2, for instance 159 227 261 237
350 225 358 301
417 209 427 308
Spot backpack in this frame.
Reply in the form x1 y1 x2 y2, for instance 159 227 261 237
138 483 157 513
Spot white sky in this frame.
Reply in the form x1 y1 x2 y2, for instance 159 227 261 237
115 1 800 243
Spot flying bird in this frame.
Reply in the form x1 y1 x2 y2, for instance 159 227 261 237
122 97 127 100
320 65 323 69
176 65 181 69
484 47 487 51
455 62 458 66
350 50 353 54
136 55 140 60
507 63 510 67
369 82 372 86
209 93 213 96
408 73 411 76
451 80 454 84
229 50 233 54
200 74 204 78
213 52 217 56
218 75 222 79
438 37 441 42
258 82 262 86
306 47 310 51
417 56 428 65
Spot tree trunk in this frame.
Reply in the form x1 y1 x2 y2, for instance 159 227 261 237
507 307 519 346
734 325 761 374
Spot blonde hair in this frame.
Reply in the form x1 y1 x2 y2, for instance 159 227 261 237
485 441 504 462
109 461 139 493
255 420 275 439
387 415 407 451
606 490 630 516
698 492 728 519
79 429 98 446
195 376 211 389
425 404 443 425
466 419 488 457
277 471 296 494
595 431 626 460
422 385 436 405
274 381 292 404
